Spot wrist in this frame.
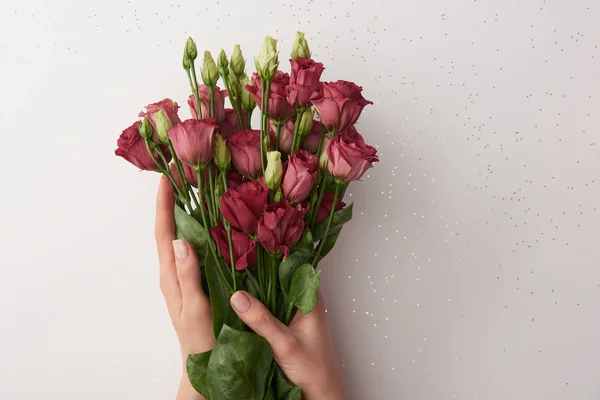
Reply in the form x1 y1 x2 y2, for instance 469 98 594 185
303 374 346 400
177 371 205 400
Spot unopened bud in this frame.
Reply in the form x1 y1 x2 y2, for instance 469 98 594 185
183 54 191 70
185 37 198 61
218 49 228 69
214 134 231 171
265 151 283 190
291 31 311 60
153 110 173 144
318 136 330 171
255 36 278 81
241 76 256 111
201 51 219 87
230 44 245 77
298 108 315 137
138 117 153 140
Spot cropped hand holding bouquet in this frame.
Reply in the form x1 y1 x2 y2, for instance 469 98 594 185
115 32 378 400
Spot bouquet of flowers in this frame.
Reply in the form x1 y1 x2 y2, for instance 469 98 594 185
115 32 378 400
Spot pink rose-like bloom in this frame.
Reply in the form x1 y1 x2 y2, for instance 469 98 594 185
311 80 373 133
245 72 295 122
168 118 217 168
219 109 246 139
188 85 229 123
115 121 171 171
227 129 263 180
139 99 181 141
220 180 269 235
269 119 295 154
316 191 347 225
282 150 318 203
210 225 257 270
258 199 309 257
287 58 325 108
300 120 324 153
227 171 244 190
327 130 379 182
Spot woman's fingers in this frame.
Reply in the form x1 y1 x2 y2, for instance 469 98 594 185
172 239 209 309
230 291 299 359
155 176 182 312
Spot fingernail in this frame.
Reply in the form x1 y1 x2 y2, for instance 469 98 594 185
230 291 251 313
172 240 189 260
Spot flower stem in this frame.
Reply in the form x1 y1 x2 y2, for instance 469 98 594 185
316 123 327 156
274 121 282 151
188 62 202 119
224 223 237 292
312 182 341 266
310 171 329 229
167 140 192 203
235 107 245 130
259 80 266 173
207 163 218 226
209 85 215 119
269 254 282 314
290 108 304 153
196 168 211 230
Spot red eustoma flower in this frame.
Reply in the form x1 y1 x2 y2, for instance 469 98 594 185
311 80 373 133
257 200 309 257
138 98 181 141
219 108 246 139
168 118 217 169
287 57 325 108
282 150 318 203
115 121 171 171
315 191 346 225
300 120 323 153
245 71 295 122
227 129 263 180
188 85 229 123
220 180 269 235
210 225 257 270
326 129 379 182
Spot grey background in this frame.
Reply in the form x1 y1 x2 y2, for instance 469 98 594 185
1 0 599 399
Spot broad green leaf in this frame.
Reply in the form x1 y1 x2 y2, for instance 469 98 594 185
263 362 276 400
289 263 321 314
186 351 212 396
205 252 241 337
315 229 342 262
279 252 310 295
293 228 314 258
174 204 210 252
284 387 302 400
312 203 353 241
205 325 273 400
275 367 296 399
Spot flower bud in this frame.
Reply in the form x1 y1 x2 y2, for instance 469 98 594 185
255 36 279 81
298 108 315 137
230 44 245 77
318 136 330 171
215 134 231 171
265 151 283 190
138 117 153 140
228 75 242 101
183 54 191 70
185 37 198 61
241 76 256 111
201 50 219 87
272 187 283 203
153 109 173 144
218 49 228 69
291 31 311 60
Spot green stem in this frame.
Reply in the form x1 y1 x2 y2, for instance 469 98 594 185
290 109 304 153
246 108 253 129
209 85 215 119
196 168 211 230
207 163 218 226
274 121 282 151
189 61 202 119
146 140 188 204
268 253 282 314
316 123 327 156
312 182 341 266
310 172 329 229
167 141 192 202
257 245 265 296
235 107 245 130
225 223 237 292
259 80 267 173
245 269 265 302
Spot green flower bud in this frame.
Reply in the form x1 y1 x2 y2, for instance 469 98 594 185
265 151 283 190
183 54 191 70
272 187 283 202
228 75 242 101
291 31 311 60
318 137 330 171
218 49 228 69
214 134 231 171
201 51 219 87
138 117 153 140
298 108 315 137
153 109 173 144
241 76 256 111
185 37 198 61
255 36 279 81
230 44 245 77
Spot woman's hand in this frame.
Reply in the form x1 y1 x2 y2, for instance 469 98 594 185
155 177 214 400
156 176 346 399
230 291 347 400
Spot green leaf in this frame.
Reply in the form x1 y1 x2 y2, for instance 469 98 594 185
289 264 321 314
293 228 314 257
315 229 342 262
205 251 241 337
279 252 310 295
174 204 210 253
205 325 273 400
312 203 353 241
275 367 296 399
186 351 212 396
284 387 302 400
